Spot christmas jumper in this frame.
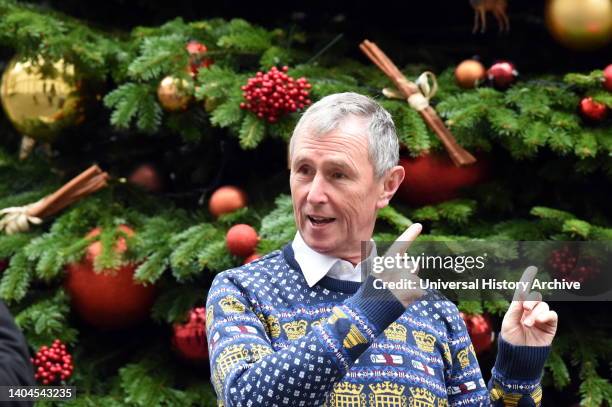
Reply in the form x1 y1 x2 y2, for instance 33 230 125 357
206 244 550 407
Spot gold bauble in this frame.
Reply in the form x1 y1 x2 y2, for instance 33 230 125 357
454 59 486 89
157 76 192 112
1 56 84 142
545 0 612 50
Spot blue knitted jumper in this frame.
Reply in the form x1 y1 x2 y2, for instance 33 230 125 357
206 244 550 407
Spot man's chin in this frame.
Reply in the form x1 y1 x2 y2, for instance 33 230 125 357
302 232 336 254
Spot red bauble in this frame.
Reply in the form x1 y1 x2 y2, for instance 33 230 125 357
396 154 487 206
243 253 261 264
209 186 247 217
128 164 163 193
460 312 495 355
172 307 208 363
487 61 518 90
549 246 600 283
579 97 608 122
186 40 213 77
603 64 612 92
31 339 74 385
240 66 312 123
65 225 157 330
226 224 259 257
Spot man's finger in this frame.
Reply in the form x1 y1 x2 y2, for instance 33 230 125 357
523 291 542 311
535 309 558 326
384 223 422 257
524 301 549 326
513 266 538 301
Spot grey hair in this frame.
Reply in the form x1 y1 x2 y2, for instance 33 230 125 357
289 92 400 179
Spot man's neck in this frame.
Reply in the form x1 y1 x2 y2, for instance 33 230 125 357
337 241 375 266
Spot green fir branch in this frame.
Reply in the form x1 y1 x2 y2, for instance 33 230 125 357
258 194 296 252
377 206 413 232
151 284 204 324
0 252 33 302
239 113 266 149
104 83 162 133
15 289 77 349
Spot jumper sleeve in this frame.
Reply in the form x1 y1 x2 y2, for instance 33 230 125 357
206 272 404 407
487 336 550 407
444 302 491 406
0 300 35 407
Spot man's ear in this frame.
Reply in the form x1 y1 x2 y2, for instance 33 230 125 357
376 165 405 209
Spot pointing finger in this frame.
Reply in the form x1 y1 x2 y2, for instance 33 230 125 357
513 266 538 302
384 223 422 258
523 291 543 311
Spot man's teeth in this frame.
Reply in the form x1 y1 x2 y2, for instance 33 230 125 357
308 215 335 224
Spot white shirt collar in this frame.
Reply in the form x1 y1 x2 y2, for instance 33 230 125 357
291 232 377 287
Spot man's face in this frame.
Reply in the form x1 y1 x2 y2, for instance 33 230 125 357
289 118 387 262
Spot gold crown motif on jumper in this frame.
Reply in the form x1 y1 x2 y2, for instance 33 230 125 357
385 322 407 342
283 320 308 340
219 296 245 313
412 331 436 353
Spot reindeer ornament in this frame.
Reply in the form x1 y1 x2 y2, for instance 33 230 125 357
470 0 510 33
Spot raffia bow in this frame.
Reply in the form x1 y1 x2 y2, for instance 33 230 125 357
0 203 43 234
383 71 438 111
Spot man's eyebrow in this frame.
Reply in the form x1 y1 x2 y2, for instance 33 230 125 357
325 160 353 171
291 157 356 172
291 156 311 166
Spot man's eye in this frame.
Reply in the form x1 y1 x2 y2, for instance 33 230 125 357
297 166 311 175
332 172 346 179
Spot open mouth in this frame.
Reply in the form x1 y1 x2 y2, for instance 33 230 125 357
307 215 336 225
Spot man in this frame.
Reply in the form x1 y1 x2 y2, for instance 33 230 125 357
206 93 558 406
1 299 35 406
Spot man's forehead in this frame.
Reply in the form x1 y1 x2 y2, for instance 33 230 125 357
292 129 368 159
297 119 369 146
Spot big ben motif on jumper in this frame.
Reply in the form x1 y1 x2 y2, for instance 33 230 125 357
267 315 281 338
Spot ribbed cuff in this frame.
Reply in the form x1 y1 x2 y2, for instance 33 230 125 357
494 335 551 381
344 275 405 334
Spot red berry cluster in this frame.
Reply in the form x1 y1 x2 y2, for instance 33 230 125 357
31 339 74 385
549 246 599 283
240 66 312 123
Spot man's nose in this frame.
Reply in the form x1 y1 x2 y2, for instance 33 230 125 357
306 173 328 205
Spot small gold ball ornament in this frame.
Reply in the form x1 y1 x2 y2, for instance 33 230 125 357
454 59 486 89
1 56 84 142
545 0 612 50
157 76 192 112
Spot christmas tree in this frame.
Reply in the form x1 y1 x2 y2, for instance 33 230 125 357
0 0 611 405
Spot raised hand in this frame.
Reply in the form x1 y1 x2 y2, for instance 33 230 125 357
501 266 558 346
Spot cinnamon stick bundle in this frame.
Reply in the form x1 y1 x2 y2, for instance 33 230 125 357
30 165 110 218
360 40 476 166
0 165 109 234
